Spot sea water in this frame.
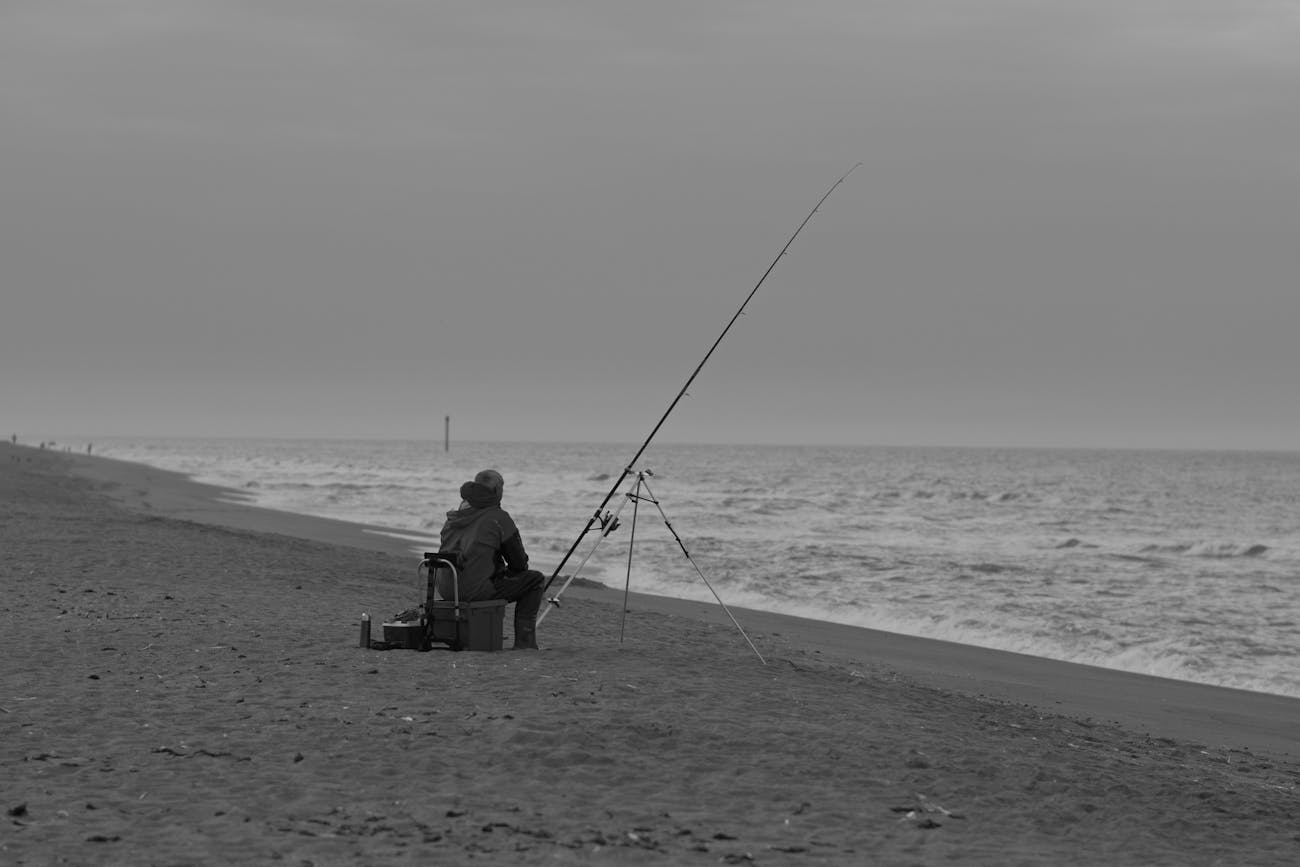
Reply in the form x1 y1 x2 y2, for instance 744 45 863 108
81 437 1300 699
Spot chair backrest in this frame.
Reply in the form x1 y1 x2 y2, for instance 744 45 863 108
424 553 461 605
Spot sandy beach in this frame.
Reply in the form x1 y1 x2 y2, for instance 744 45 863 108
3 441 1297 865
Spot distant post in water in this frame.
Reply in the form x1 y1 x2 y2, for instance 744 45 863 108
444 415 450 452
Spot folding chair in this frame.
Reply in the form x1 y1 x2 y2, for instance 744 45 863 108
420 552 505 652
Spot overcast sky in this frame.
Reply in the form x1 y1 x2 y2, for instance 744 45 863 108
4 1 1299 449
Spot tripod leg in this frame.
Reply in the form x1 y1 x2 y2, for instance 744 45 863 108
620 477 643 644
638 477 767 665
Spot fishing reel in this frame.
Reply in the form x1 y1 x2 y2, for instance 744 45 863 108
597 510 621 536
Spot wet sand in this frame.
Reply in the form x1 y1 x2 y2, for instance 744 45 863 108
3 442 1297 865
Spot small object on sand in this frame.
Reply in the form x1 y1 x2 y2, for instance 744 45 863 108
359 613 371 649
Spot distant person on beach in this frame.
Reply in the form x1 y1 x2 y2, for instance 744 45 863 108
437 469 545 650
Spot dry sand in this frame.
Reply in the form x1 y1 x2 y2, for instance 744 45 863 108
2 441 1297 865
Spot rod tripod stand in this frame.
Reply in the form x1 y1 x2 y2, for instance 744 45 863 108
539 469 766 664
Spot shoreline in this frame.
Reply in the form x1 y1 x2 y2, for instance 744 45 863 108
43 443 1300 757
38 437 1300 702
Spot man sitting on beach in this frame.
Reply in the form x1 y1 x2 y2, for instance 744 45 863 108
438 469 545 650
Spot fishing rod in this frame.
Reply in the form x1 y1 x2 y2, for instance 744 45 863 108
542 163 860 598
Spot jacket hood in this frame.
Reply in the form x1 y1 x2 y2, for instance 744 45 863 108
459 481 501 510
442 482 503 531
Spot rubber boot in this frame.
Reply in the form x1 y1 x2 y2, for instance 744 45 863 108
513 616 539 650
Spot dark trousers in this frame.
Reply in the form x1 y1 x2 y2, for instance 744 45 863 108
492 569 545 624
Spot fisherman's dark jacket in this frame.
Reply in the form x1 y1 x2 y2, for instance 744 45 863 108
437 485 530 601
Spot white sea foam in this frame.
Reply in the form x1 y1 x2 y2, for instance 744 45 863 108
86 437 1300 698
